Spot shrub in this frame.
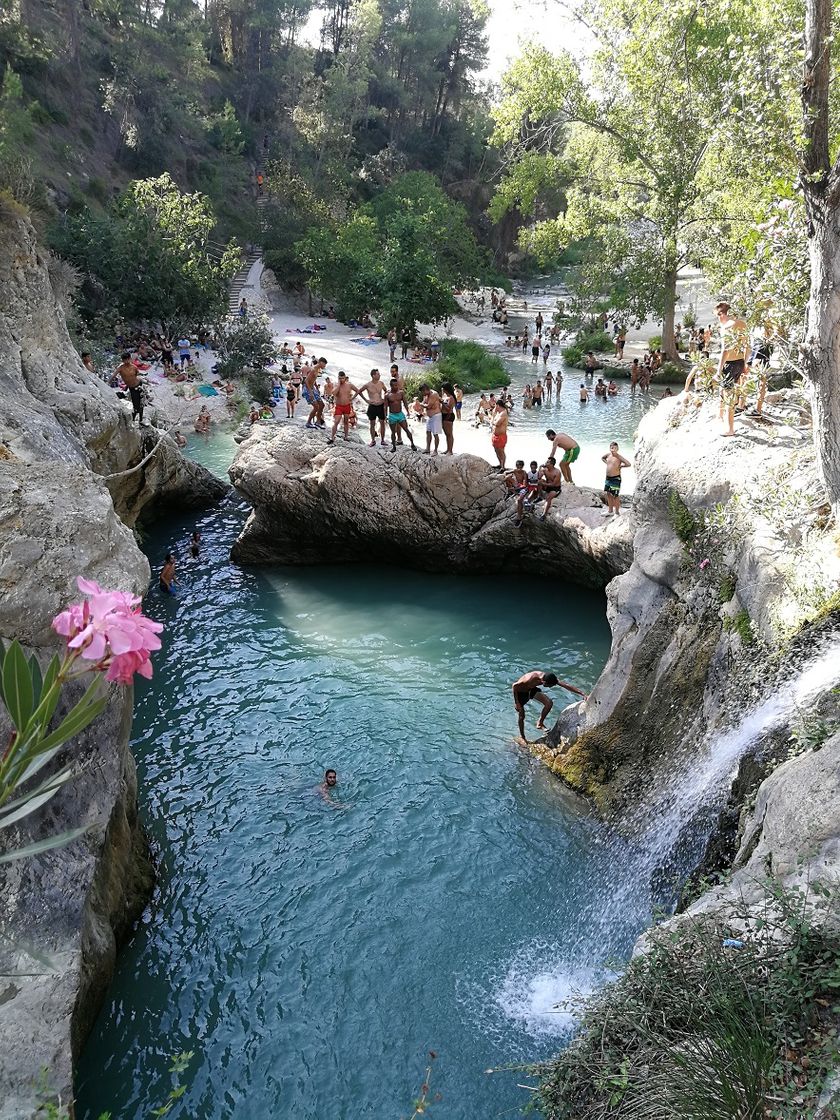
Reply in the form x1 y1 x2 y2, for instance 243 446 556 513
244 368 272 404
724 607 754 645
648 333 662 350
682 307 698 329
668 491 700 543
533 882 840 1120
658 360 685 382
214 313 277 380
562 344 584 368
404 339 510 398
578 328 613 352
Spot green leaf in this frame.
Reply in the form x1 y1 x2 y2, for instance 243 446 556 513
29 654 43 710
36 685 108 753
0 825 89 865
2 640 34 733
0 767 73 830
13 744 66 789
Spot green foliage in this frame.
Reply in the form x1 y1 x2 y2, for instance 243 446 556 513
296 171 487 330
214 313 277 380
658 360 685 382
562 326 613 369
51 173 239 329
723 608 754 647
244 368 272 405
648 334 662 351
533 882 840 1120
718 574 737 604
403 340 510 399
669 491 699 544
206 100 244 155
0 640 107 864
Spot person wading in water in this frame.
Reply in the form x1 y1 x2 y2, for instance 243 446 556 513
511 670 588 742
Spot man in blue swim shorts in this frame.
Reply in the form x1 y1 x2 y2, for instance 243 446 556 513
385 378 416 452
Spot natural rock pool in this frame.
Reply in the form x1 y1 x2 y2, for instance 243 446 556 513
75 437 643 1119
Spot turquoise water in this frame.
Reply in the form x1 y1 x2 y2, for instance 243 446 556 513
76 442 646 1120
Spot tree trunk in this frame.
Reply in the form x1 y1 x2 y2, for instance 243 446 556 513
802 207 840 511
660 265 679 362
801 0 840 509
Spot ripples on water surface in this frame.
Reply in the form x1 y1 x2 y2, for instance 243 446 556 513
77 443 641 1120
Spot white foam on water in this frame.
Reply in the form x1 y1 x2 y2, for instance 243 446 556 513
488 637 840 1048
491 942 611 1039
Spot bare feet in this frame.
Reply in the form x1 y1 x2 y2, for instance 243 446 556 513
535 722 548 730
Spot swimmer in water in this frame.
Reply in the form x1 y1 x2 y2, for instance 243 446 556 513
320 768 338 798
190 530 201 558
160 552 176 595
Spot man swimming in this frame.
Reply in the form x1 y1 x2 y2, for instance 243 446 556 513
511 670 588 741
545 429 580 484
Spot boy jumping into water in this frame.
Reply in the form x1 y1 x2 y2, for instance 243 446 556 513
511 670 588 741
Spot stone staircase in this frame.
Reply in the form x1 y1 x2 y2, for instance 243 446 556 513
227 194 269 313
228 249 262 314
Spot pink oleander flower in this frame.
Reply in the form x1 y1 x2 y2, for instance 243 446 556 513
699 558 710 570
52 577 163 682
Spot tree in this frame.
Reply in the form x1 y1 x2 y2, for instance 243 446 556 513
490 3 753 360
214 312 277 379
799 0 840 510
53 173 239 329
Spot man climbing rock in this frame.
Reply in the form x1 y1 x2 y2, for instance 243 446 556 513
511 670 587 742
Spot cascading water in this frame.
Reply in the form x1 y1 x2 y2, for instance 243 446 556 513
491 637 840 1038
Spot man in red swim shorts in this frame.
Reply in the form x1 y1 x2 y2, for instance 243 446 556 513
327 371 361 442
490 398 509 470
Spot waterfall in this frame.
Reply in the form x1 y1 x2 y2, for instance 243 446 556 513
490 636 840 1042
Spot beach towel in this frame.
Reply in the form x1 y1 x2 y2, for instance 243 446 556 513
197 384 218 396
285 324 328 334
350 337 380 347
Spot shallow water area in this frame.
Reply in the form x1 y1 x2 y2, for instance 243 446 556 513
75 436 654 1120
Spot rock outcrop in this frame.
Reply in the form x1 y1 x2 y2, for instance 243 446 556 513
229 426 633 587
0 205 225 1116
531 391 839 812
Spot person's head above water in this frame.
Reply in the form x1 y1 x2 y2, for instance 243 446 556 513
324 769 337 787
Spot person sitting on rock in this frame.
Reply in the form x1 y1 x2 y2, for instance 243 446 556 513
505 459 529 527
511 670 588 742
539 457 563 520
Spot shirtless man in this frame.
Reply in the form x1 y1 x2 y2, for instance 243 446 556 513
326 371 360 442
420 383 442 455
585 351 597 377
602 441 632 516
361 368 387 446
303 363 326 428
490 399 509 470
116 352 144 424
511 670 588 741
319 768 339 803
630 358 641 392
715 300 751 436
545 429 580 484
579 383 590 403
385 378 416 451
532 380 544 408
539 457 563 520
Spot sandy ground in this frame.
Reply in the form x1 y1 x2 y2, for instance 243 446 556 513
138 257 724 495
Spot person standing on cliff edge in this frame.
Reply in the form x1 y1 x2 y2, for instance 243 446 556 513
116 352 144 425
511 670 588 742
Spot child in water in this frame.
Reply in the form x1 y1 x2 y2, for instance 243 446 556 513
160 552 177 595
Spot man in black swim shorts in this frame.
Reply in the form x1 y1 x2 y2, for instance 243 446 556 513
511 670 588 741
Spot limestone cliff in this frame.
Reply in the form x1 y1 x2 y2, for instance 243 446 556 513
531 390 839 812
229 426 633 587
0 205 225 1116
